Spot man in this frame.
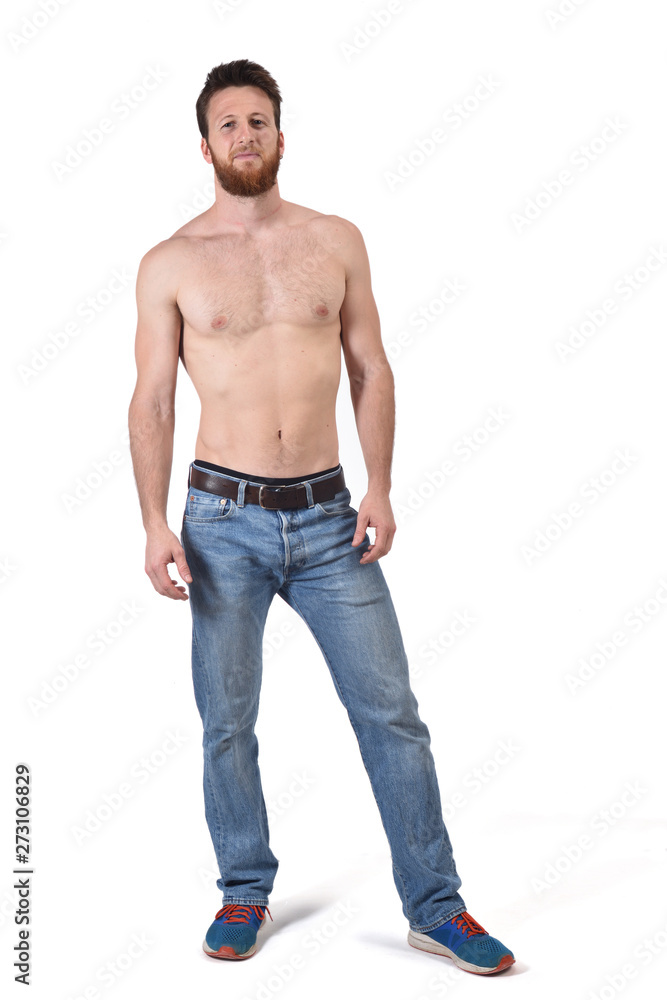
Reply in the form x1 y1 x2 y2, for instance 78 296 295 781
128 58 515 975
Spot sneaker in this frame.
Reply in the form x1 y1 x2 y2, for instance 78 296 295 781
408 910 515 975
202 903 272 960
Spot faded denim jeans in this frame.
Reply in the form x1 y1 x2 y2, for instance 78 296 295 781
181 460 466 932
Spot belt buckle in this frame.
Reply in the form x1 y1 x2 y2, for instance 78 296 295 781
258 484 286 509
258 483 302 509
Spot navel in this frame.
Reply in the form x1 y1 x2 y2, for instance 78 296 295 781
315 304 329 317
278 429 282 439
211 315 228 329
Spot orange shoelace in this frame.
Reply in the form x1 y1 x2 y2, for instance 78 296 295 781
214 903 273 923
451 912 487 937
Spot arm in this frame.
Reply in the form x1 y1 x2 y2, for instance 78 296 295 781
128 243 192 600
338 219 397 563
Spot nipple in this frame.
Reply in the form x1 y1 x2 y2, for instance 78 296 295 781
315 304 329 317
211 315 228 329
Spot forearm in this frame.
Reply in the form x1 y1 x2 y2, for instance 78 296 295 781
128 399 175 532
350 360 395 493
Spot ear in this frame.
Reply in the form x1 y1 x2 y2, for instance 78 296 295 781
201 136 212 164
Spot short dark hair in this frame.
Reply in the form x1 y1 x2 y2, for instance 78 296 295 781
196 58 282 142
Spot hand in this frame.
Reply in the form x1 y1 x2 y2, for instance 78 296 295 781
145 526 193 600
351 491 396 564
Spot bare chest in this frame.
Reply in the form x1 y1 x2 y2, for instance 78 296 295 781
177 227 346 341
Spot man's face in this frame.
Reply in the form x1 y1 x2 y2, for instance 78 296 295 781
201 86 284 198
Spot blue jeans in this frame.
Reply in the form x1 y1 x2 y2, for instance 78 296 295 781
180 460 466 932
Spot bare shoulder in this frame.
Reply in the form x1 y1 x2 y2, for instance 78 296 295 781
136 231 193 297
302 209 362 240
323 210 369 242
167 211 212 240
138 210 217 272
277 201 356 239
293 210 366 269
316 214 370 277
325 214 368 255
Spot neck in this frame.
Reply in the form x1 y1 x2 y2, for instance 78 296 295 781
210 183 283 231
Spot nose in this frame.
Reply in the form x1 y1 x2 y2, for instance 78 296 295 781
237 126 254 146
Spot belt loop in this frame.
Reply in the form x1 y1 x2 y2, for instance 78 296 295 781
188 465 192 488
237 479 247 507
303 480 315 507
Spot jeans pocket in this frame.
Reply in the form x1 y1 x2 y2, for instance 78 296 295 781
183 487 237 522
315 487 355 516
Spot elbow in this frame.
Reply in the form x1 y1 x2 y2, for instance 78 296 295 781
128 393 175 422
349 356 394 401
358 355 394 387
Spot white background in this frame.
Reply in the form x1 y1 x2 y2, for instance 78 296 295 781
3 0 667 997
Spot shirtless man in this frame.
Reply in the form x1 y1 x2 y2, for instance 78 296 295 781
128 59 515 974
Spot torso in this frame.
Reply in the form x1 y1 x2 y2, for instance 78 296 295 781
167 202 348 479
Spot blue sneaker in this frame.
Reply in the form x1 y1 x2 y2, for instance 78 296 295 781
408 910 515 974
202 903 272 960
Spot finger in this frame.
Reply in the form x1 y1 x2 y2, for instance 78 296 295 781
177 560 192 583
371 525 390 557
149 563 185 600
166 579 189 601
351 518 368 547
360 544 380 564
360 523 395 562
174 547 193 583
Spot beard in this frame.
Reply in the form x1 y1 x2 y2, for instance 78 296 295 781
209 138 282 198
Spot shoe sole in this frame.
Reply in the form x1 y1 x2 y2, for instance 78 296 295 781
407 930 515 975
202 916 265 960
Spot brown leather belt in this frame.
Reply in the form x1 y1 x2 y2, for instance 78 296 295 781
188 465 346 510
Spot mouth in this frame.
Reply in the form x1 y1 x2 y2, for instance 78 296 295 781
235 153 259 160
